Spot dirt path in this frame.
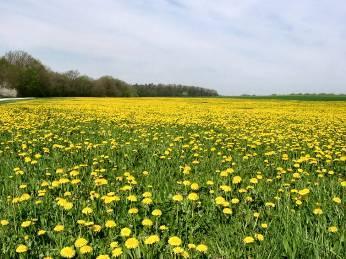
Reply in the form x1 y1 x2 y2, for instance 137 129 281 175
0 97 34 102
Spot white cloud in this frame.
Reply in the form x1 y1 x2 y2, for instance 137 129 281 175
0 0 345 94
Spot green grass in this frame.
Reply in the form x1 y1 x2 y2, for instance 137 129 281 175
0 98 345 258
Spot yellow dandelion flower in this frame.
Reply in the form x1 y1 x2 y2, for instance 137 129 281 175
250 178 258 184
120 227 131 237
313 208 323 215
112 247 123 257
21 220 32 228
142 218 153 227
125 237 139 249
196 244 208 253
181 251 190 258
63 202 73 210
82 207 93 215
143 191 152 198
159 225 168 231
128 207 139 214
332 197 341 204
223 207 233 215
215 196 226 205
190 183 199 190
261 223 268 229
168 236 182 246
16 244 28 253
328 226 338 233
1 220 9 226
105 220 117 228
80 245 93 254
142 197 153 205
74 237 88 248
110 241 119 248
60 246 75 258
127 195 137 202
232 176 242 184
91 224 102 232
144 235 160 245
265 202 275 208
188 243 196 249
206 180 214 185
53 224 64 232
77 220 86 225
173 246 184 254
187 192 199 201
243 236 255 244
255 233 264 241
37 229 46 236
152 209 162 216
220 185 232 192
298 188 310 196
231 198 240 204
172 194 183 202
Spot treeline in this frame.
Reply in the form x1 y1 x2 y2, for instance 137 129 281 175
134 84 217 97
235 93 346 101
0 50 218 97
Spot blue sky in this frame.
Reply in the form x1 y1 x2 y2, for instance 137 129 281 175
0 0 345 95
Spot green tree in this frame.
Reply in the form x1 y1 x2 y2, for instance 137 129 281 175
3 50 49 97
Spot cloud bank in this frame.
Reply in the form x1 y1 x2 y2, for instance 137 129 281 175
1 0 345 94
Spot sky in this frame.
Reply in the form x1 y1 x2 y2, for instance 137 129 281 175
0 0 345 95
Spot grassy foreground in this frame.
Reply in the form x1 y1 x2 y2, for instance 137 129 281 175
0 98 345 258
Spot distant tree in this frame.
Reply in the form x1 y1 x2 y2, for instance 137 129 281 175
75 75 94 97
132 83 218 97
3 50 49 97
0 58 11 88
4 50 39 68
0 50 219 97
91 76 135 97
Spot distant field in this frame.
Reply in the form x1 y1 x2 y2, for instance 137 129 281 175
0 98 345 258
227 94 346 101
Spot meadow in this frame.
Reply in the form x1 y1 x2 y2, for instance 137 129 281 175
0 98 345 258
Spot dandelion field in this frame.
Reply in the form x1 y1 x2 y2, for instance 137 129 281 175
0 98 345 258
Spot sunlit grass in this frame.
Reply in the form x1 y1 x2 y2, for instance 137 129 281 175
0 98 345 258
